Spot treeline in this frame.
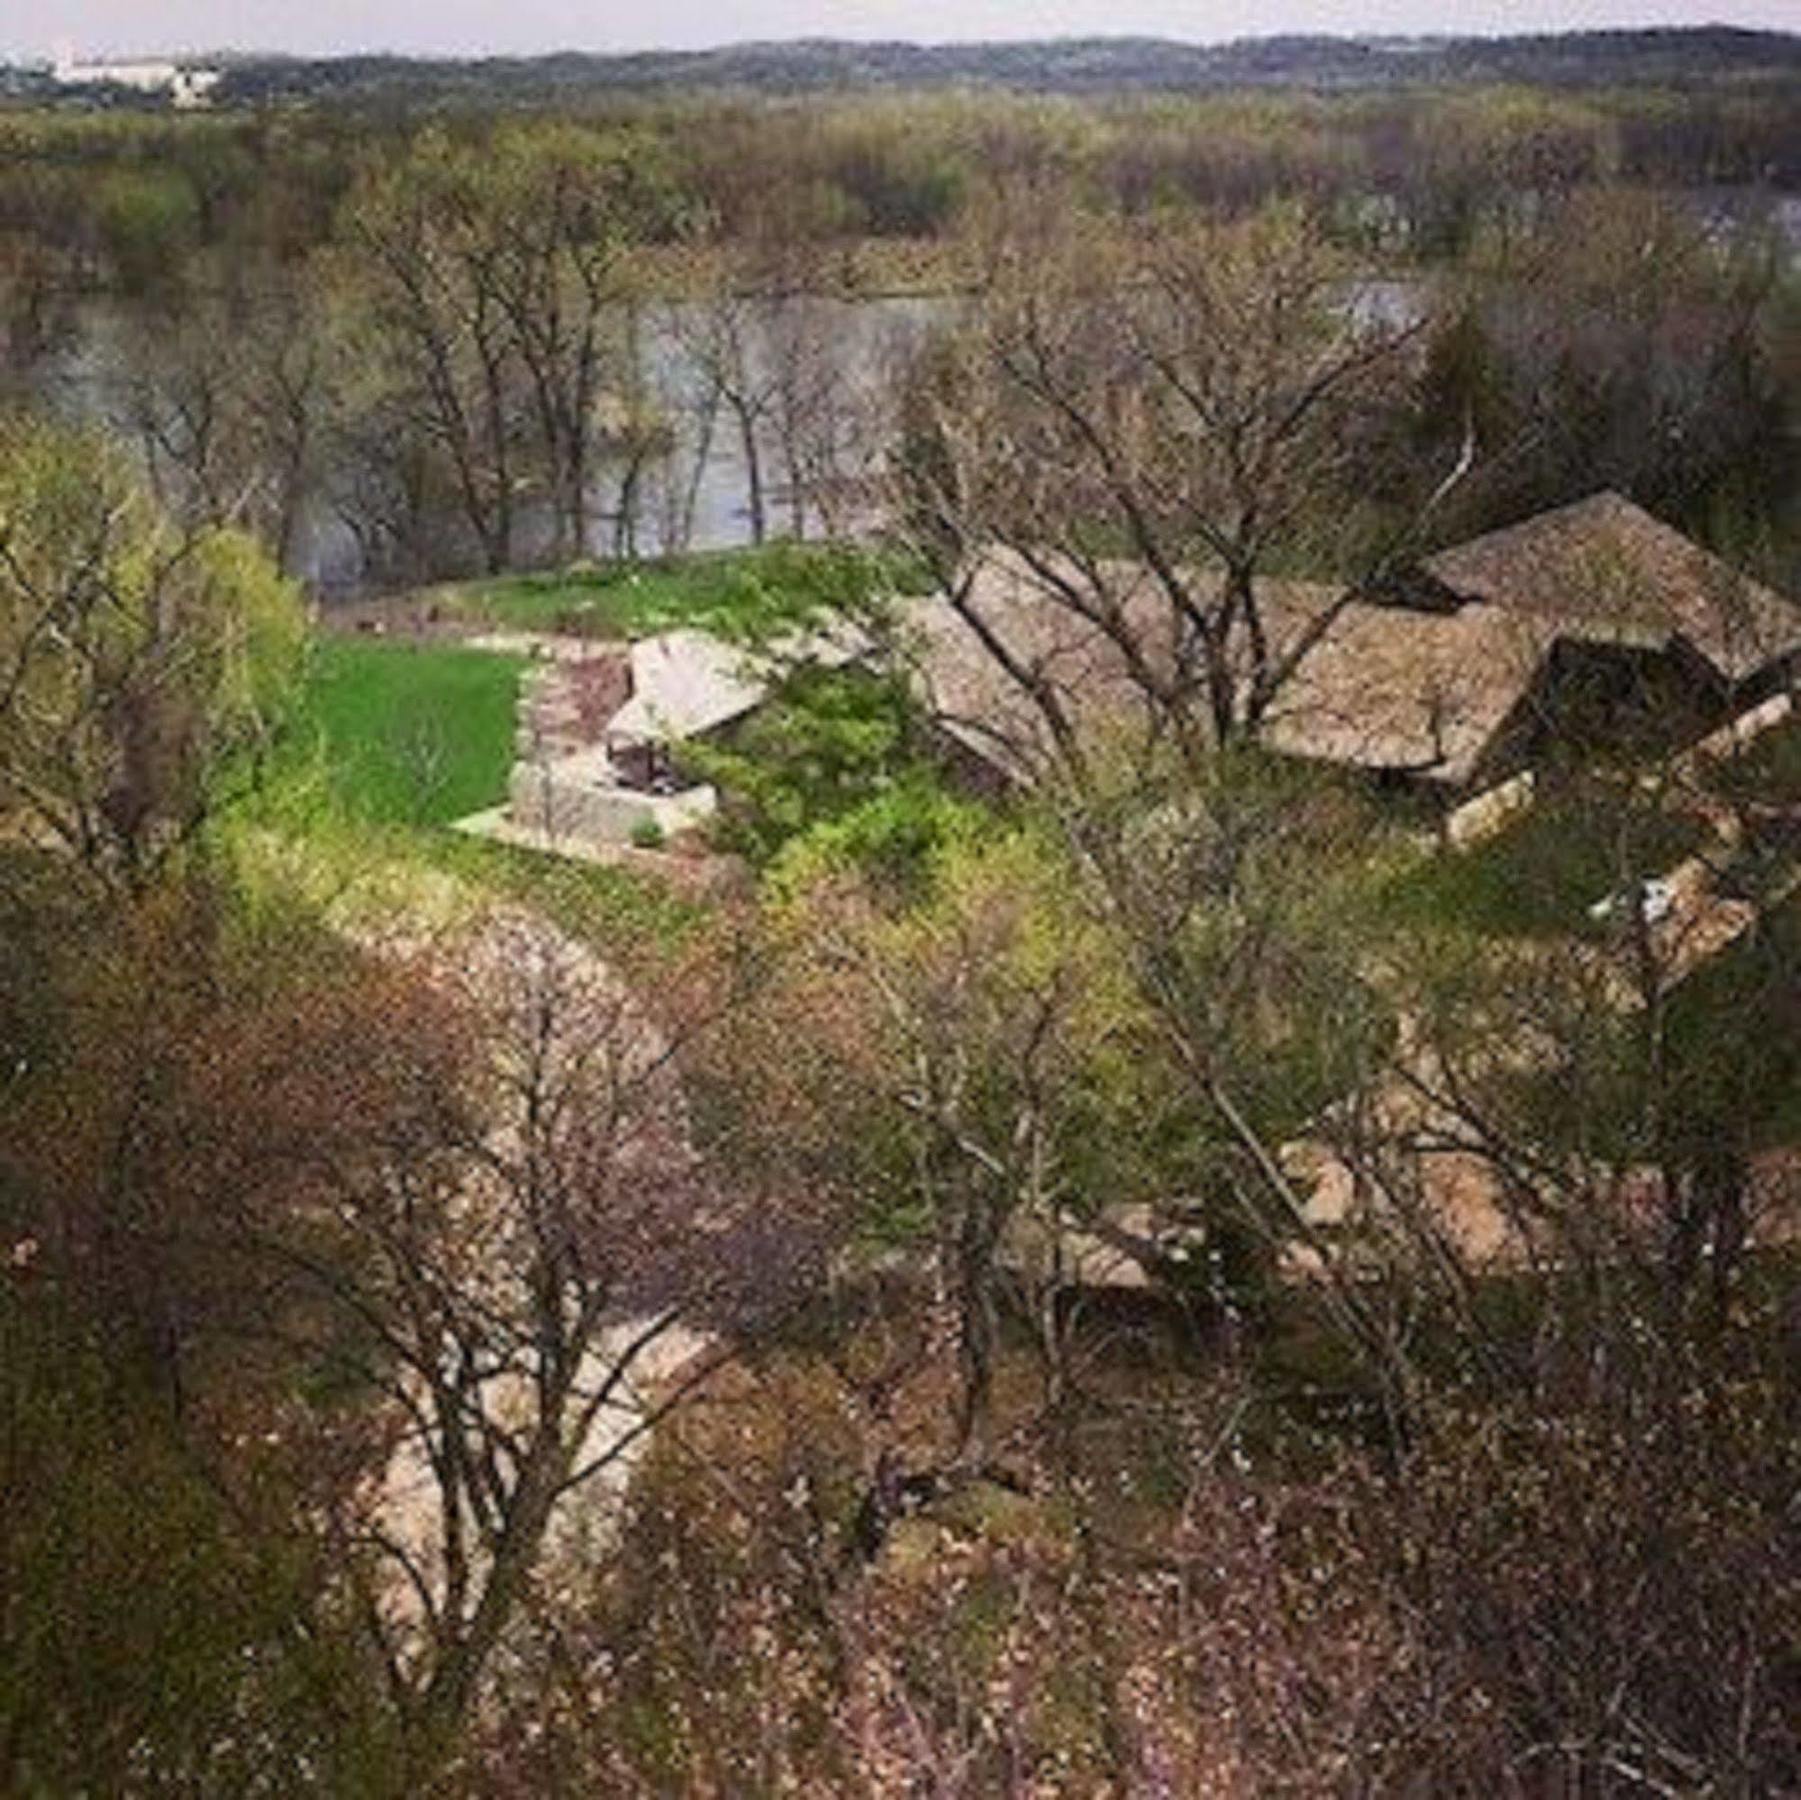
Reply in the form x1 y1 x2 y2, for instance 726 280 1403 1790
26 27 1796 105
1 78 1797 594
0 73 1797 295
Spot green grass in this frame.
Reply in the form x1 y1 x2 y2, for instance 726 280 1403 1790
454 564 678 638
1496 892 1801 1161
1662 893 1801 1152
444 540 932 643
232 635 705 956
1705 720 1801 811
434 832 706 953
261 638 525 829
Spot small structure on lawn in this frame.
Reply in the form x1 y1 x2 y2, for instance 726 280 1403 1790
504 622 867 850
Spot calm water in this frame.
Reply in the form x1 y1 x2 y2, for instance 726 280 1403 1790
44 291 943 595
38 187 1799 595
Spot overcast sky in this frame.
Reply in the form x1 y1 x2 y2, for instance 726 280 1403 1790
4 1 1794 61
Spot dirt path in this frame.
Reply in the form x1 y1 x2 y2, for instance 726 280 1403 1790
329 875 723 1654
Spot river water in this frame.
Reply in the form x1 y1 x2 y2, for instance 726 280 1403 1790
41 290 944 595
33 188 1799 596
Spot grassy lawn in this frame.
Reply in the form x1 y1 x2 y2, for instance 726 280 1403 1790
1506 893 1801 1158
261 638 525 828
455 563 692 639
442 540 931 642
234 635 705 955
436 831 704 952
1663 894 1801 1151
1384 778 1709 939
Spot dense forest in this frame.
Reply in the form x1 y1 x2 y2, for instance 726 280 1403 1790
2 46 1798 583
6 26 1801 103
3 33 1800 1796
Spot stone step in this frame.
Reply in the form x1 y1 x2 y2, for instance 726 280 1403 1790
516 729 587 760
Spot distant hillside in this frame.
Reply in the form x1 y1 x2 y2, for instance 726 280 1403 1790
191 28 1801 106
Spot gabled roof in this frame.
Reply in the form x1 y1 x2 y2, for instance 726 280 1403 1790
1268 496 1801 783
905 497 1800 791
1257 599 1554 786
1424 492 1799 684
606 623 866 747
898 559 1188 782
901 557 1518 786
607 630 773 746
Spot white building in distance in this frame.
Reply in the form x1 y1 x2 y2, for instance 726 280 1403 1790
50 44 221 108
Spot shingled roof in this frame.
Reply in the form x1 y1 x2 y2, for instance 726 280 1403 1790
1257 598 1555 786
899 558 1187 782
908 496 1800 791
1423 491 1800 685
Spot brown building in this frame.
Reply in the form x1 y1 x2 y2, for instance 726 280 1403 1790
908 493 1801 802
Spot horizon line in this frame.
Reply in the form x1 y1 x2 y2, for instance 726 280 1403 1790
10 20 1797 68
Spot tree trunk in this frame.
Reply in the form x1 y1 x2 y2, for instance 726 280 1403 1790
737 402 766 546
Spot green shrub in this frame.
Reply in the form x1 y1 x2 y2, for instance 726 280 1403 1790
463 539 925 647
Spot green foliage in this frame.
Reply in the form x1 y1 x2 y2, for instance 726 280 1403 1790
827 131 968 237
629 815 666 851
0 416 306 885
438 831 706 955
0 1303 397 1795
462 538 927 644
769 773 988 898
2 71 1800 1795
1416 189 1798 550
1384 779 1707 940
486 116 692 246
681 663 970 877
748 819 1203 1252
196 526 312 727
1084 745 1404 1148
93 165 201 293
1658 893 1801 1153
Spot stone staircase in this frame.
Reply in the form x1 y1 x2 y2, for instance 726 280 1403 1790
513 651 632 765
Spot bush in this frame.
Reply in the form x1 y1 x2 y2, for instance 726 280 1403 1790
769 774 986 897
683 665 962 869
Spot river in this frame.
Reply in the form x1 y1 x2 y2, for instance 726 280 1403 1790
33 187 1800 597
40 290 944 595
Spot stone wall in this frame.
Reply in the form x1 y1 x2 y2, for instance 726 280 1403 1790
508 747 717 846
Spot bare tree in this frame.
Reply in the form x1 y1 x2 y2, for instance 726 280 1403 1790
257 912 803 1775
482 127 677 562
1415 188 1791 547
673 252 785 549
336 127 676 578
105 269 328 574
337 135 536 576
896 204 1468 773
